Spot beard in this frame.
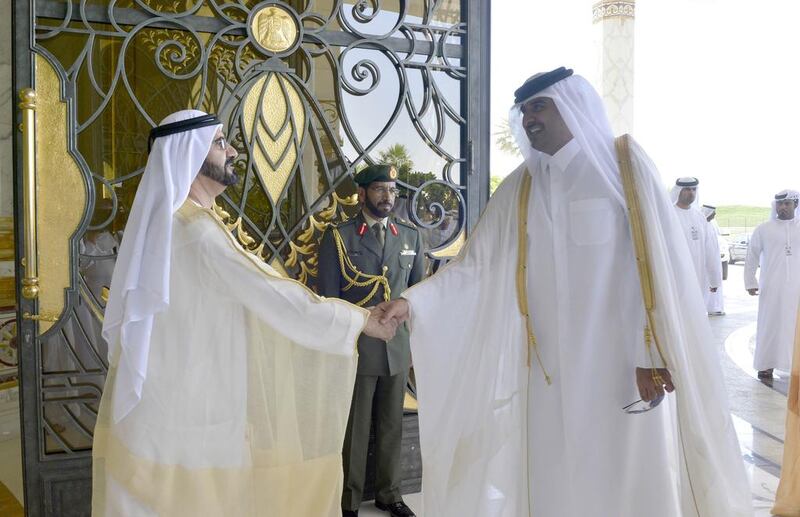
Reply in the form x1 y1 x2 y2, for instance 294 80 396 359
199 157 238 186
365 196 393 218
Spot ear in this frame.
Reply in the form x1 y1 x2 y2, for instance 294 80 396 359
357 186 366 204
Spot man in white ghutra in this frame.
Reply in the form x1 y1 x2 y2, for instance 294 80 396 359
379 68 752 517
745 189 800 379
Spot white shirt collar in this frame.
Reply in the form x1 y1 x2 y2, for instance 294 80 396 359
540 138 580 172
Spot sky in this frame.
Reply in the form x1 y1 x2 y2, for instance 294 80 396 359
491 0 800 206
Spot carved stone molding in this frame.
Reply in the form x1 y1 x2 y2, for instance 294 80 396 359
593 1 635 23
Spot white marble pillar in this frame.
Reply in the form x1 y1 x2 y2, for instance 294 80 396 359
592 1 635 135
0 0 12 218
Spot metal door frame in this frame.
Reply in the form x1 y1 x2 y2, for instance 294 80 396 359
11 1 491 514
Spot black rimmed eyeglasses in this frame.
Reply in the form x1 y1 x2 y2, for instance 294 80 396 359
369 186 401 196
622 393 665 414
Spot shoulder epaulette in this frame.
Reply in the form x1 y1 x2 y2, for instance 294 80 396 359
330 217 357 230
393 217 418 230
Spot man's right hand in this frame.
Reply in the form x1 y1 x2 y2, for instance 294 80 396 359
377 298 410 324
363 307 398 341
747 288 759 296
636 367 675 402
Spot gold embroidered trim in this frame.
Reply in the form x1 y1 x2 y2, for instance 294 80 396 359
615 135 668 368
179 200 370 334
516 171 551 384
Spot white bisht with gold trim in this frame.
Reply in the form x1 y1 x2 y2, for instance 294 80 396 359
93 109 367 516
402 75 752 517
93 201 366 516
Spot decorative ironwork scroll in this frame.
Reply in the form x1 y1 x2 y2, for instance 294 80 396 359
31 0 469 456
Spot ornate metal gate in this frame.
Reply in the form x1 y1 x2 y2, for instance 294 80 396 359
12 0 489 514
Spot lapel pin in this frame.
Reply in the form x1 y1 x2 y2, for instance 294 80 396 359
389 222 398 236
357 222 368 236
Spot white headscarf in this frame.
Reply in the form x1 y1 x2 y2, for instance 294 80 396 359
102 109 221 422
771 189 800 219
508 73 624 206
669 177 701 209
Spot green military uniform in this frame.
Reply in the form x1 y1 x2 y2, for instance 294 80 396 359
316 166 424 514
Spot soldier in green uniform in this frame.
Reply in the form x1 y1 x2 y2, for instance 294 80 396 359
317 164 424 517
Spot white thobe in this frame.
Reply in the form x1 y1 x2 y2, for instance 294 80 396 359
705 222 726 313
402 133 751 517
93 201 368 517
673 205 722 301
524 141 677 516
744 218 800 371
407 140 679 517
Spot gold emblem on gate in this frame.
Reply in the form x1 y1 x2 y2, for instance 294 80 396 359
251 5 298 53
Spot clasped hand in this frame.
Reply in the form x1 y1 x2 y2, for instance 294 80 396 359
361 299 411 342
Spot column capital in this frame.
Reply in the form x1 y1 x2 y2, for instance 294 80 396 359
592 1 635 23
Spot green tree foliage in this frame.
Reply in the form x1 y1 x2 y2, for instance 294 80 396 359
490 175 504 195
495 119 520 157
378 143 414 176
376 144 460 218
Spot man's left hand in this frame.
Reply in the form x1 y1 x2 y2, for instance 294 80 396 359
636 367 675 402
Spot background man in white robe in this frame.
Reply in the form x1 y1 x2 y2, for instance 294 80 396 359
92 110 396 517
379 68 751 517
670 178 723 312
702 205 727 315
745 190 800 379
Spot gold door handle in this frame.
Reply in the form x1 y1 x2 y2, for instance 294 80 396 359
22 311 59 323
19 88 39 299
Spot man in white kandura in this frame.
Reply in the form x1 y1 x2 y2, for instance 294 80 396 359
92 110 396 517
744 189 800 380
670 178 723 311
379 68 752 517
702 205 727 315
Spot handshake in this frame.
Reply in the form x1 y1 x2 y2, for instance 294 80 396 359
362 298 411 341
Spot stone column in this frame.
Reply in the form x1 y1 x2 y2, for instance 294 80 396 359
592 1 635 135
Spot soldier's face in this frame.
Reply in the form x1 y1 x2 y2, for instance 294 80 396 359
776 199 797 220
360 181 396 219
